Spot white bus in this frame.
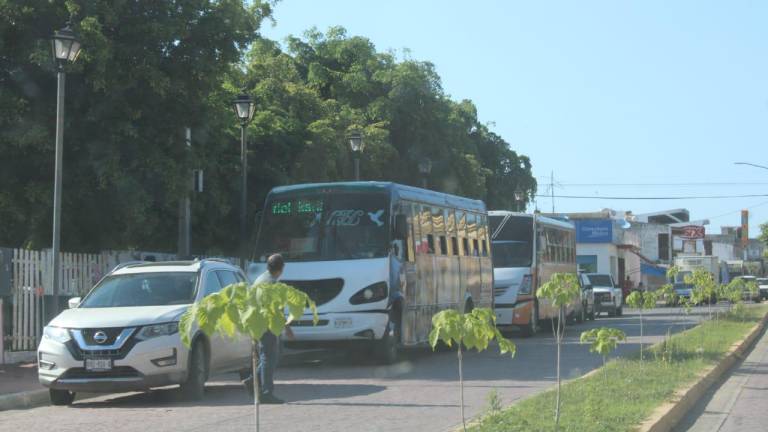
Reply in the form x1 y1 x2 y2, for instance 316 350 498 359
489 211 577 336
251 182 493 362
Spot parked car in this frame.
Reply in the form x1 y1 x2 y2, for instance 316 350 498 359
37 259 252 405
758 278 768 301
580 273 622 317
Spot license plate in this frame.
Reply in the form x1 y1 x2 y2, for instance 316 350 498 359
85 358 112 371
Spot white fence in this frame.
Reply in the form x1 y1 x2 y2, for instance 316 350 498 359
4 248 179 352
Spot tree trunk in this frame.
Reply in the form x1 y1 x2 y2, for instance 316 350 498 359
458 344 466 432
639 308 644 362
252 340 260 432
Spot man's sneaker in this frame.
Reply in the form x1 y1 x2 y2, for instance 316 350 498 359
259 393 285 404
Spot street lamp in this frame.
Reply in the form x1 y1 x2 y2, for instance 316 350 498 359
50 23 82 316
348 131 364 181
232 93 255 267
514 186 524 212
418 157 432 189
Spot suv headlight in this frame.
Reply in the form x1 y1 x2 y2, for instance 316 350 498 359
136 322 179 341
43 326 71 344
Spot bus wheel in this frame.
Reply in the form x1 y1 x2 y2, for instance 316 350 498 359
520 302 539 338
375 310 401 365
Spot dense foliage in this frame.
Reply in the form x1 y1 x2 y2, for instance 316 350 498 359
0 1 536 254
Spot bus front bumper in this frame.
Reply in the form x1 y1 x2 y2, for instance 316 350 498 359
494 300 534 327
287 312 389 342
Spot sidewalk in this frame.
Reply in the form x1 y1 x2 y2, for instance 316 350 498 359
0 362 48 411
675 326 768 432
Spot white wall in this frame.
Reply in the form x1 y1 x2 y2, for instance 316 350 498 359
577 243 618 279
711 242 736 262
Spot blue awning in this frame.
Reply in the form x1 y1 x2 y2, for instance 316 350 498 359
641 263 667 277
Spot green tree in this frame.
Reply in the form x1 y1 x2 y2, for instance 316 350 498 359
580 327 626 383
0 0 273 252
179 281 318 432
626 290 656 361
428 307 515 432
536 273 580 431
684 268 718 320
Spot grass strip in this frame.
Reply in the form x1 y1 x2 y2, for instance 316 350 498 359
473 305 768 432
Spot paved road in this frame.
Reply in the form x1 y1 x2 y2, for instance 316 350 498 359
0 307 716 432
674 322 768 432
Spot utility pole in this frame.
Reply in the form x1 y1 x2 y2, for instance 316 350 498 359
178 127 191 259
551 171 555 213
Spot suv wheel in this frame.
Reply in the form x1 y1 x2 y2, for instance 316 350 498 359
181 341 208 400
49 389 75 406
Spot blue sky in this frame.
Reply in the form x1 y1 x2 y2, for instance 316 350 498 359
261 0 768 236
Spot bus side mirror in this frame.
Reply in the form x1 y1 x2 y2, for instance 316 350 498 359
394 214 408 240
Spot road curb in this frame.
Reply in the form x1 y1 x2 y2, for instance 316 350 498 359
0 389 49 412
637 311 768 432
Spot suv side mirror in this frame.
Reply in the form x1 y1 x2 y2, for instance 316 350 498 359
394 214 408 240
68 297 81 309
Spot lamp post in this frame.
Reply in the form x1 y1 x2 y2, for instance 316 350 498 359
232 93 255 267
514 186 524 212
418 157 432 189
50 23 82 316
348 131 364 181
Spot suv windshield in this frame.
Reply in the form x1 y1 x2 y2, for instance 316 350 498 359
587 274 614 287
255 192 389 262
79 272 198 308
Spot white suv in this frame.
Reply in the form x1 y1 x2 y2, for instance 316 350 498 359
37 259 252 405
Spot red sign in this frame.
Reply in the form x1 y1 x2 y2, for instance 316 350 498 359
678 225 705 240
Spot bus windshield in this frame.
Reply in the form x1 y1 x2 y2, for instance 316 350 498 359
255 192 389 262
489 214 533 267
491 240 532 268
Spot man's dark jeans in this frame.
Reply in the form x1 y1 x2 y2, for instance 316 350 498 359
244 332 278 396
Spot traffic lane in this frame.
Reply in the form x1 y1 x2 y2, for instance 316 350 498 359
0 307 715 432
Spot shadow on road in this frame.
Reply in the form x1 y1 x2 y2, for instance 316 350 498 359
69 382 386 409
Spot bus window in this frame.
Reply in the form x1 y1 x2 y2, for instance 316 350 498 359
479 215 489 257
446 209 456 255
432 206 445 239
411 203 422 256
451 237 459 256
402 203 415 262
420 205 432 254
456 210 467 256
439 236 448 255
467 212 478 255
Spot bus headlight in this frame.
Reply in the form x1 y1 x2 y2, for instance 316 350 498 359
350 282 388 305
519 275 532 295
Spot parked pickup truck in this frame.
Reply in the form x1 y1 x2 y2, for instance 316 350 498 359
579 273 622 317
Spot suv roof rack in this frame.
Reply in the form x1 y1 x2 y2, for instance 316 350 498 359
123 260 199 268
110 261 145 272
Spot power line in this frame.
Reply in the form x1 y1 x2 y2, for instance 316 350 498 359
534 194 768 200
533 180 768 187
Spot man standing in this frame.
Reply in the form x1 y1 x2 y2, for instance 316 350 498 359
245 253 291 404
